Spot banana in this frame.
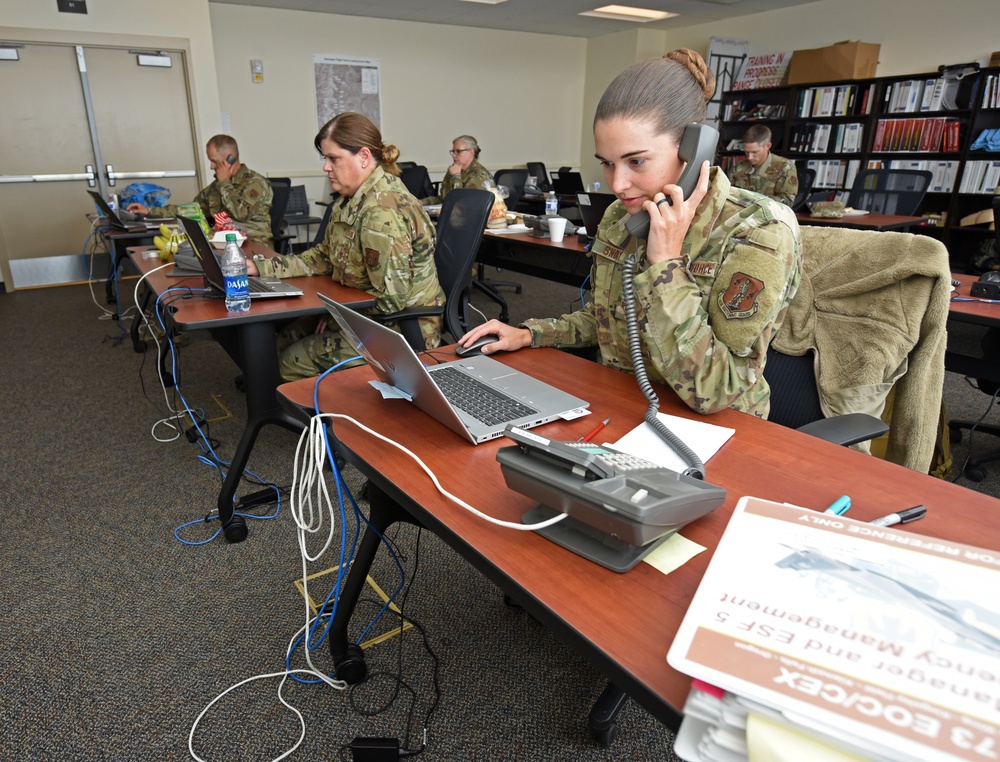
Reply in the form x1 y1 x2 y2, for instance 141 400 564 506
159 224 174 238
154 235 169 251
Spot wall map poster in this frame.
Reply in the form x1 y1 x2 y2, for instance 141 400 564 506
313 55 381 131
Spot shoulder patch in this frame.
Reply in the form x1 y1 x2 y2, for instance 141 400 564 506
364 247 381 270
718 272 765 319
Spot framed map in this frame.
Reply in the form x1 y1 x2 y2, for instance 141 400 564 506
313 55 382 131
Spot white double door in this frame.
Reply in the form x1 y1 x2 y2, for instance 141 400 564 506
0 42 201 289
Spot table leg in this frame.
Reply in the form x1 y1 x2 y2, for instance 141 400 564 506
326 481 421 684
214 320 305 542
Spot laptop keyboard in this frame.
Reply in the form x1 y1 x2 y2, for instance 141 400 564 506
431 366 537 427
247 278 272 293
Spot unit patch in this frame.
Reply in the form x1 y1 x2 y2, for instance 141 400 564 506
718 272 764 319
364 248 381 270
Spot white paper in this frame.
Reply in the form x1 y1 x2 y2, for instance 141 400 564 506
611 412 735 472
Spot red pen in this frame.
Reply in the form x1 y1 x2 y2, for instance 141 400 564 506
580 418 611 442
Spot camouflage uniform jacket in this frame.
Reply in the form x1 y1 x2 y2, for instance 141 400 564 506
729 152 798 206
258 166 445 346
149 164 274 246
425 159 493 204
522 168 802 418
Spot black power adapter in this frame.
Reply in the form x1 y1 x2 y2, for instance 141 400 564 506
350 737 399 761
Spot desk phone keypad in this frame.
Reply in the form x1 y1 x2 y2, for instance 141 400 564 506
563 442 664 475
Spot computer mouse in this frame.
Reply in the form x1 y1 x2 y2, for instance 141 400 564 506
980 271 1000 283
455 334 500 357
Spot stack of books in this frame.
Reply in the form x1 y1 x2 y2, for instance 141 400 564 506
668 497 1000 762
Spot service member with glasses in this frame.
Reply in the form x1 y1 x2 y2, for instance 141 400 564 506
421 135 493 205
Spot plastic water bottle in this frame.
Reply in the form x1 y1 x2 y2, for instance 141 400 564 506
221 233 250 313
545 191 559 216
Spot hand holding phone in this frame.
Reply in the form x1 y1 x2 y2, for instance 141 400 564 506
625 124 719 239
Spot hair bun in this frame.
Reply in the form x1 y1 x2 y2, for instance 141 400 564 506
382 143 400 165
665 48 716 102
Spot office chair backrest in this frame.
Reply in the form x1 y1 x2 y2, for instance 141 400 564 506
791 168 816 211
400 165 436 200
397 161 417 170
311 193 340 247
493 169 528 213
268 178 292 246
526 162 552 192
285 185 311 217
434 188 494 339
762 346 825 429
847 169 932 216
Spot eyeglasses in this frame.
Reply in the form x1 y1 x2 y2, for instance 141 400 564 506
449 148 471 156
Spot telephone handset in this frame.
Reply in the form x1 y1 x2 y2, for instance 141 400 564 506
624 123 719 239
496 425 726 572
226 154 236 166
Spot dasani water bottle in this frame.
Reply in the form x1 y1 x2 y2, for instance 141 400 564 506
221 233 250 313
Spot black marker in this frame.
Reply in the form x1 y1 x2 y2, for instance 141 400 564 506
870 505 926 527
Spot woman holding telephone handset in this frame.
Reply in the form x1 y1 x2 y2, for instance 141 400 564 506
459 49 802 419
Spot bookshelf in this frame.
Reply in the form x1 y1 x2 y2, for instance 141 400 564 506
719 66 1000 271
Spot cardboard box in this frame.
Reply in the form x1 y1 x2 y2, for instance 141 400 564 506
788 41 880 85
989 51 1000 68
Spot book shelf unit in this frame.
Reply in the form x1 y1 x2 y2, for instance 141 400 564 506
720 66 1000 271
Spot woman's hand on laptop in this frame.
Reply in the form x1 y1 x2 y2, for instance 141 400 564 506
245 259 259 277
458 320 532 354
127 203 149 215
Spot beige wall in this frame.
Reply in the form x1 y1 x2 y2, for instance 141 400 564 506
4 0 222 182
5 0 996 204
209 4 587 202
577 0 997 169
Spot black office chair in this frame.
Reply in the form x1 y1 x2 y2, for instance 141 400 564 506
847 169 932 216
948 196 1000 481
526 162 552 192
283 185 324 251
397 161 417 170
790 167 816 211
400 165 437 200
375 188 495 350
493 169 529 213
268 177 294 254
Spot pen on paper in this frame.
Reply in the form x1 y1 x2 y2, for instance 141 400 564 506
581 418 611 443
870 505 927 527
824 495 851 516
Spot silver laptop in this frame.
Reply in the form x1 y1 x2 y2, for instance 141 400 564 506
178 215 303 299
318 294 589 444
88 190 168 232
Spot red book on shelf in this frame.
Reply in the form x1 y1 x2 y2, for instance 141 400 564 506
872 119 887 151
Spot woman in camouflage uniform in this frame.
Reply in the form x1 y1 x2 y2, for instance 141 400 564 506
421 135 493 206
458 50 802 419
247 112 444 381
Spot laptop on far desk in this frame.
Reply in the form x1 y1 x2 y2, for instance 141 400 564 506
576 192 616 238
318 294 589 445
551 171 585 196
87 190 172 232
177 215 304 299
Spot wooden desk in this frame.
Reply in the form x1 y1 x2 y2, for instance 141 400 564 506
478 228 592 288
796 212 927 231
276 348 1000 732
130 244 375 542
948 272 1000 326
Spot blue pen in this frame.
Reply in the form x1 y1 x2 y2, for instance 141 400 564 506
824 495 851 516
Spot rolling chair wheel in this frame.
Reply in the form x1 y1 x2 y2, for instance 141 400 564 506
965 466 987 482
589 719 619 748
949 426 962 444
222 514 249 543
133 340 147 354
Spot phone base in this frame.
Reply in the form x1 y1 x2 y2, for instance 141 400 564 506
523 504 673 573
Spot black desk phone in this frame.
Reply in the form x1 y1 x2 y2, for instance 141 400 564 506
496 425 726 572
625 123 719 239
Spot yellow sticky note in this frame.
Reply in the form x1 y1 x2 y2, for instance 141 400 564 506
642 533 706 575
747 712 868 762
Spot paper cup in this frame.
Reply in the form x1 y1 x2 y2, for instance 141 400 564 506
548 216 568 243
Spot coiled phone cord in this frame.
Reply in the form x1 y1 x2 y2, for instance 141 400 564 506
622 250 706 480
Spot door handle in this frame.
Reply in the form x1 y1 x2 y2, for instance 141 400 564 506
105 163 196 186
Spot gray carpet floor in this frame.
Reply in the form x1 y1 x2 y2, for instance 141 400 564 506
1 270 996 761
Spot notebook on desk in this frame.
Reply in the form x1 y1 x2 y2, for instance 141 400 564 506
177 215 304 299
318 294 589 444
